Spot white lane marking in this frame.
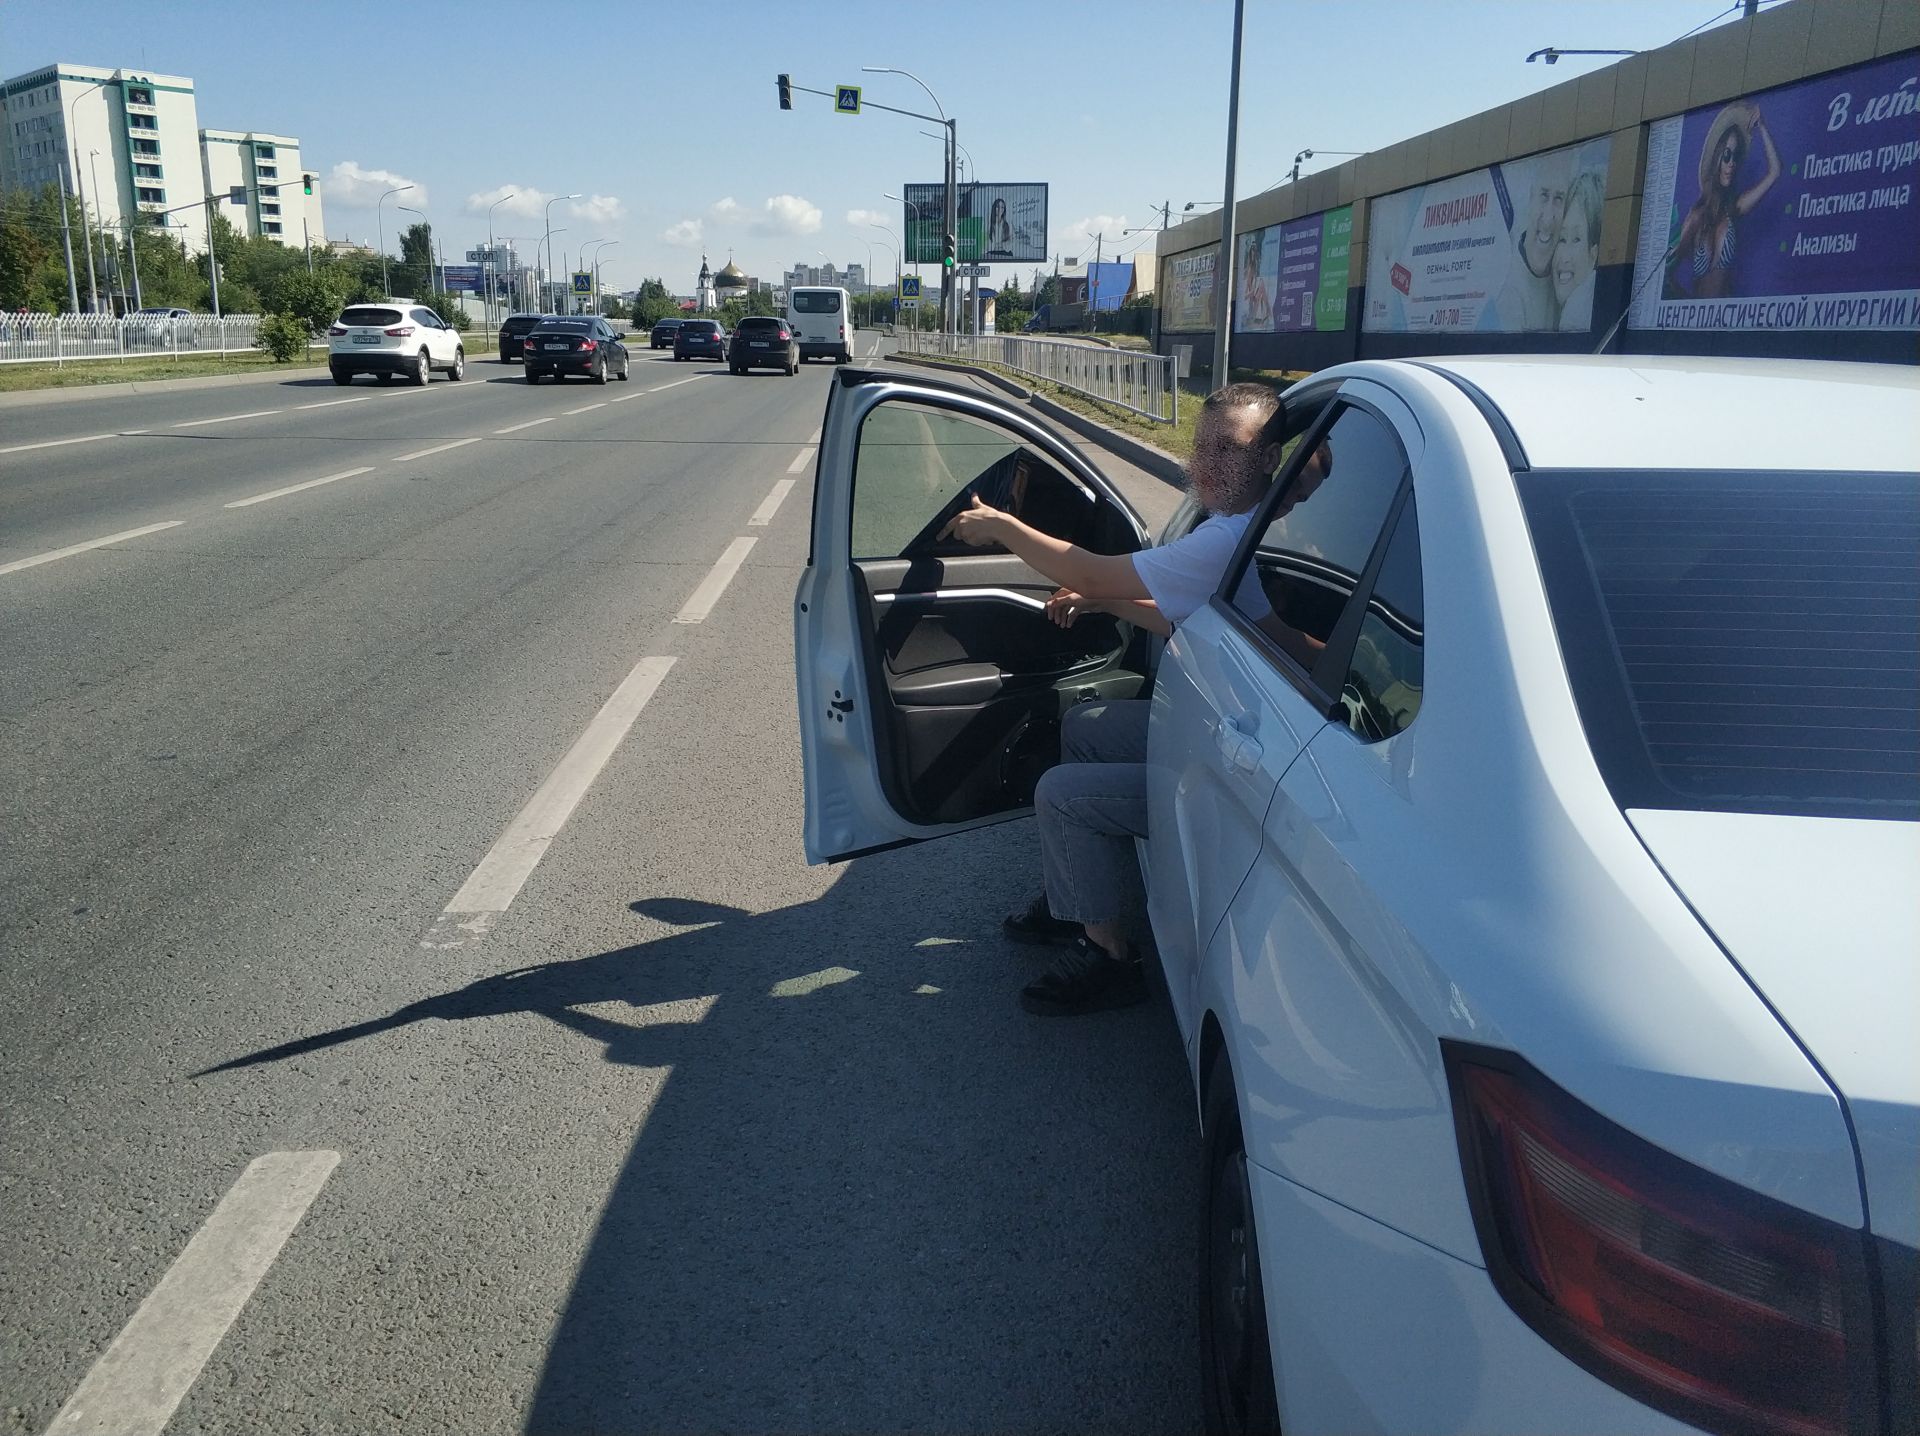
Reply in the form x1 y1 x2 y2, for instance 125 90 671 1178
224 466 375 509
807 426 821 445
0 432 113 456
426 655 677 937
0 521 183 577
394 436 483 463
493 416 555 434
44 1150 339 1436
294 395 375 410
644 375 704 395
786 446 816 474
749 479 796 527
674 536 757 624
171 408 280 428
607 394 638 403
563 402 607 415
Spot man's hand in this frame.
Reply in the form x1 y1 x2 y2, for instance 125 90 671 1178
938 493 1007 548
1046 587 1093 628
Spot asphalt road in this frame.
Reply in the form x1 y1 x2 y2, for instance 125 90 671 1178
0 341 1200 1434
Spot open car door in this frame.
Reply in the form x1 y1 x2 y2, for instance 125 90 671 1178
796 367 1151 864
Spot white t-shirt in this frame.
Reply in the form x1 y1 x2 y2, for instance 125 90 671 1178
1130 511 1268 626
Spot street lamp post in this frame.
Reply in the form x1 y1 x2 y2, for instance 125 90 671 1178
539 230 568 311
1287 148 1364 185
885 192 923 334
377 183 413 297
63 78 107 311
544 193 581 314
1212 0 1247 386
88 149 116 311
864 65 955 344
586 239 618 314
486 192 516 329
1525 46 1640 65
869 224 899 329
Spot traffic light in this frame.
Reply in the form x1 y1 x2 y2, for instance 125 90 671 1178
943 232 956 271
777 74 792 110
302 173 314 196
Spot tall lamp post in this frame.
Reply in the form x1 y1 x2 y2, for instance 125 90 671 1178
1286 147 1363 185
544 193 581 314
1212 0 1247 386
586 239 618 314
885 192 922 333
88 149 116 310
487 192 516 329
863 65 955 344
377 183 413 297
63 77 108 311
869 223 899 327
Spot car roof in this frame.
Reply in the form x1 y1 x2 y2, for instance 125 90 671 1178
1380 355 1919 473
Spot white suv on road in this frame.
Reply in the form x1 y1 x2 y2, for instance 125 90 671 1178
327 300 466 386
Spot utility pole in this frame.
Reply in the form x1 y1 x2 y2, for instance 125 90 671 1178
205 196 223 319
1211 0 1246 387
56 155 80 313
1088 232 1103 333
125 217 143 309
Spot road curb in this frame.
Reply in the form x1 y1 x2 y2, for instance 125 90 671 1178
887 351 1186 489
0 358 330 410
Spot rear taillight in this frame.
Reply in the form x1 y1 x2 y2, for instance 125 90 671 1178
385 325 414 337
838 325 846 337
579 339 597 352
1445 1043 1874 1436
327 324 346 336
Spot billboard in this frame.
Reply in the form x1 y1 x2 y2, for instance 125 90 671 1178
1160 247 1217 331
1235 204 1354 333
904 182 1047 264
1364 135 1613 333
436 264 484 294
1629 53 1920 333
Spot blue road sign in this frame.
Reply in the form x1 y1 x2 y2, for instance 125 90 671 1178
835 84 861 115
572 272 592 295
900 274 921 298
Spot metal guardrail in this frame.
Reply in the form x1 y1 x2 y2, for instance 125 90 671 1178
899 328 1176 425
0 314 267 366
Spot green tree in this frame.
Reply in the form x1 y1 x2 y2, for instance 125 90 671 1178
631 277 679 327
256 312 309 361
395 222 434 298
420 290 470 330
0 202 50 311
268 270 345 334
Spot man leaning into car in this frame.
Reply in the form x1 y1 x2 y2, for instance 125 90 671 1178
940 382 1290 1016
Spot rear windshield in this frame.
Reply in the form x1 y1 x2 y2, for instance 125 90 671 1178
535 321 593 333
792 291 841 313
1520 470 1920 821
736 317 785 332
682 322 720 334
652 319 681 329
502 316 546 332
341 307 401 327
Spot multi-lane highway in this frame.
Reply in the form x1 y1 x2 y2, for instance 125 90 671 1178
0 346 1199 1433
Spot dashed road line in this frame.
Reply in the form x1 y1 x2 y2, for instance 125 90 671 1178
44 1151 340 1436
563 402 607 415
786 446 816 474
393 436 483 463
493 416 555 435
674 536 757 624
294 395 375 410
645 375 705 395
171 408 281 428
0 521 185 577
224 466 375 509
0 432 115 456
807 426 821 445
422 655 678 949
749 479 796 527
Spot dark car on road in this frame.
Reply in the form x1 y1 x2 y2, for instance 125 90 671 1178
728 316 799 376
498 313 551 363
673 319 726 363
650 319 682 349
523 317 630 384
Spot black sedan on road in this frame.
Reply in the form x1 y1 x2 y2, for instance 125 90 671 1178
673 319 726 363
523 318 630 383
728 316 799 375
497 313 551 363
650 319 682 349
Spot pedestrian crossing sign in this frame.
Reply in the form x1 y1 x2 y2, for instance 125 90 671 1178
835 85 861 115
900 274 921 298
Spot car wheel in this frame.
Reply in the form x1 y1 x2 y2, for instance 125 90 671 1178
376 373 393 385
331 369 352 386
449 347 465 381
593 356 609 385
619 360 631 381
1199 1060 1281 1436
414 349 432 385
525 369 540 383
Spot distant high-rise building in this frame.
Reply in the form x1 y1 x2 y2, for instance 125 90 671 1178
783 260 866 292
199 129 323 251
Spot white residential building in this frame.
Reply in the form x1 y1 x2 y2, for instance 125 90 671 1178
0 61 210 253
199 129 323 250
783 261 866 293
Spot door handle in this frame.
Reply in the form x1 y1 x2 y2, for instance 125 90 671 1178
1214 716 1264 773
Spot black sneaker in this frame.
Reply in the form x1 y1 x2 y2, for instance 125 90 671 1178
1020 937 1147 1016
1001 892 1083 949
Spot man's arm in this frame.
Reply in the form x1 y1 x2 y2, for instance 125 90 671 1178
941 495 1150 599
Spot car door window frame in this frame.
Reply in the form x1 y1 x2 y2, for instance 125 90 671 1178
1212 392 1414 716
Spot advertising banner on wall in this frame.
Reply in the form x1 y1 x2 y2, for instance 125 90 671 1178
1364 135 1612 333
903 182 1048 264
1161 247 1217 331
1629 53 1920 332
1234 204 1354 333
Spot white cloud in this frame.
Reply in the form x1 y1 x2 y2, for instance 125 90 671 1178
663 218 704 247
325 161 426 209
846 207 890 229
708 197 748 226
760 194 821 236
693 194 822 243
570 194 626 224
1061 213 1130 257
464 185 555 220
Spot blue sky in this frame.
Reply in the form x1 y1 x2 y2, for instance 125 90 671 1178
5 0 1770 294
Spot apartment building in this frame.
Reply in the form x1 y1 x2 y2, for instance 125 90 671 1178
200 129 323 249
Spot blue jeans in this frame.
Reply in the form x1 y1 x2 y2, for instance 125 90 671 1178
1035 700 1149 927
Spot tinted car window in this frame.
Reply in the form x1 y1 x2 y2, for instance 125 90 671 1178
682 322 720 335
1230 403 1407 677
410 309 439 327
737 317 786 334
792 292 841 313
502 316 546 334
1521 469 1920 820
341 307 401 327
1339 494 1423 742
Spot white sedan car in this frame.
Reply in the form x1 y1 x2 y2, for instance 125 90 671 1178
795 355 1918 1435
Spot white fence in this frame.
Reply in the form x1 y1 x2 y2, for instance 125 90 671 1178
0 313 267 365
900 329 1177 424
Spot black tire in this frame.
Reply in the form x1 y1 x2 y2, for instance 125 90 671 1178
525 369 540 384
593 356 609 385
376 373 393 385
449 347 465 381
618 359 631 381
1199 1060 1281 1436
330 370 352 386
413 348 432 385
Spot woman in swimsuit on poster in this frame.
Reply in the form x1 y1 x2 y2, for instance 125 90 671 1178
1668 100 1781 300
